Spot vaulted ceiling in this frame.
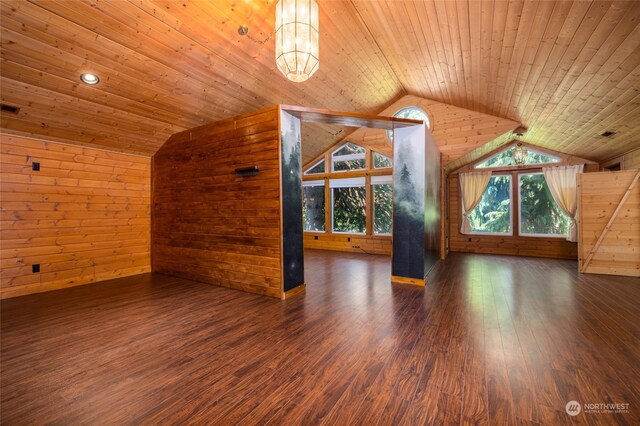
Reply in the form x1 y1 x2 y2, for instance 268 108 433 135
1 1 639 166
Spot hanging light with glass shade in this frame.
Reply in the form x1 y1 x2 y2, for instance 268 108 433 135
512 143 528 166
275 0 319 83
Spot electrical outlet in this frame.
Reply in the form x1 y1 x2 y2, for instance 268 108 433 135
32 264 40 273
32 162 40 171
314 235 318 240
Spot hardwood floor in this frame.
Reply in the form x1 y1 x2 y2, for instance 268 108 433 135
1 250 639 425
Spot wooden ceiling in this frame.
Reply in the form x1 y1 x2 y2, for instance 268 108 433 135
325 94 520 168
1 1 639 165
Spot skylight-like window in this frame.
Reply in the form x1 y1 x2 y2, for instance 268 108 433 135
387 106 430 142
373 152 392 168
331 142 366 172
304 159 325 175
475 145 560 169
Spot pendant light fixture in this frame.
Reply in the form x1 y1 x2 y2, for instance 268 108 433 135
512 143 528 166
275 0 319 83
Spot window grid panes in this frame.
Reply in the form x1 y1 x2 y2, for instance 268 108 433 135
468 175 512 235
518 173 570 237
373 152 392 169
302 182 325 232
304 159 325 175
332 142 366 172
387 106 430 142
475 146 560 169
373 183 392 234
332 184 366 234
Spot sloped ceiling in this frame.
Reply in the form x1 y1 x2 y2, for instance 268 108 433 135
310 94 519 167
1 0 639 164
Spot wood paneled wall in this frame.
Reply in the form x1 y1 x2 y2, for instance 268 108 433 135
448 174 578 260
313 94 519 169
0 135 151 299
152 107 283 298
578 170 639 277
601 148 640 171
304 233 392 255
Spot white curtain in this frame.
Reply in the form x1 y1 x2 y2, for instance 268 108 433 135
543 164 584 242
459 171 492 234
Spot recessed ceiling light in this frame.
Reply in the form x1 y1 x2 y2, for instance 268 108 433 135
80 73 100 85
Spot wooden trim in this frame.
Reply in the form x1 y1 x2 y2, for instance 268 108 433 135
577 173 584 270
302 168 392 181
391 276 425 287
440 164 446 260
277 105 285 298
281 283 306 300
365 174 373 236
450 141 597 174
279 105 422 130
324 177 331 233
581 170 640 272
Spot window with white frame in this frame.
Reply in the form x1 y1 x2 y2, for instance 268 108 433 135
373 152 392 169
330 177 366 233
467 175 512 235
331 142 366 172
387 106 430 142
466 171 572 238
475 146 560 169
518 173 570 237
372 175 392 234
302 180 325 232
304 159 325 175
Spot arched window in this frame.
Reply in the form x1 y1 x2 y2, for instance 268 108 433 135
387 106 430 142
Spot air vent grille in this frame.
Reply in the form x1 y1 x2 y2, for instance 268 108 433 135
1 104 20 114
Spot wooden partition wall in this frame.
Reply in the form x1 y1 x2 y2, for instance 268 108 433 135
578 170 639 277
153 105 437 297
152 106 295 298
0 135 151 299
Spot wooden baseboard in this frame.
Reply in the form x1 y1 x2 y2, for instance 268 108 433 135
391 276 425 287
282 284 306 300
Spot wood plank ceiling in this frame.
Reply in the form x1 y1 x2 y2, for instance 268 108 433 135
1 0 639 166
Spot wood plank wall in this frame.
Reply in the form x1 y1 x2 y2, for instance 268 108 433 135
448 174 578 259
578 170 639 277
304 233 392 255
151 106 283 298
601 148 640 171
0 135 151 299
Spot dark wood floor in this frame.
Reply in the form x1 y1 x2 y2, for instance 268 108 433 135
1 250 639 425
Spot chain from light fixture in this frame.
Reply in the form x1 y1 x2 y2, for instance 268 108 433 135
274 0 319 83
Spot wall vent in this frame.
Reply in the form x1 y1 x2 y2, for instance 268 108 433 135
1 104 20 114
601 130 616 137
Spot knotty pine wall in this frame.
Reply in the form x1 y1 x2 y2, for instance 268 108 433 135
601 148 640 171
448 174 578 260
304 233 392 255
0 134 151 299
152 107 283 298
578 170 639 277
